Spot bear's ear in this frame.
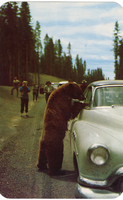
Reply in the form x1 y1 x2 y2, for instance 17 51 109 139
68 83 74 90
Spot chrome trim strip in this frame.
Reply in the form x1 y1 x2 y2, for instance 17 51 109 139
74 184 120 199
79 175 107 187
73 131 78 156
78 166 123 188
116 167 123 176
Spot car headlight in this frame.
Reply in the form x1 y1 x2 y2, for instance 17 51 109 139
88 144 109 166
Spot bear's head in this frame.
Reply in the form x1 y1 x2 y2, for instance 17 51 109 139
63 82 86 101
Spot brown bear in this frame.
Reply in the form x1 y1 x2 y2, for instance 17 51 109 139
37 82 86 175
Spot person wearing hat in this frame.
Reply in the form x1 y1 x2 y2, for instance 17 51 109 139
19 81 30 116
80 80 88 93
11 77 20 97
44 81 54 102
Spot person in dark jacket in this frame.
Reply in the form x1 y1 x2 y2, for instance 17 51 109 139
19 81 30 117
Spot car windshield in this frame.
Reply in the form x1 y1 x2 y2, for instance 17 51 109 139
93 86 123 107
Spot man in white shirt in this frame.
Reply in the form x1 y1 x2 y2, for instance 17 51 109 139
44 81 54 102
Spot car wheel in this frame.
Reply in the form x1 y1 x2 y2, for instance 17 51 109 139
73 152 79 176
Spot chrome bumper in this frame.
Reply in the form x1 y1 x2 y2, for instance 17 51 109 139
74 183 120 199
74 167 123 198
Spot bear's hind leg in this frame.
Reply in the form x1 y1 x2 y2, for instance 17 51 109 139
46 142 64 175
37 140 47 170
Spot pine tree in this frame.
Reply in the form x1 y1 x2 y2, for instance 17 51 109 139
66 42 73 80
34 21 42 84
119 40 123 79
55 39 62 77
0 2 20 85
75 54 79 82
44 35 55 75
113 21 121 79
19 2 32 81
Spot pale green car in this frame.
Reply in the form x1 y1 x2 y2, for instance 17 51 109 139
70 80 123 198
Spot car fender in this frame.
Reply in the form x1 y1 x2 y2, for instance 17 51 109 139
71 120 123 180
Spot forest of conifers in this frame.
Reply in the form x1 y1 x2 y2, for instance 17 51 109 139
0 2 123 86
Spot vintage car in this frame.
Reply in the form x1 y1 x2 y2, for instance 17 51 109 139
58 80 77 87
70 80 123 198
51 82 59 90
58 81 69 87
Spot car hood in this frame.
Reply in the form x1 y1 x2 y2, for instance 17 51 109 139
81 106 123 144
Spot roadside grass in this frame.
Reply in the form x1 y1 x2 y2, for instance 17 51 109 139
29 73 66 86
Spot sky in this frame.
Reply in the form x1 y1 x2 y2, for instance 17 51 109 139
29 1 123 80
1 0 123 80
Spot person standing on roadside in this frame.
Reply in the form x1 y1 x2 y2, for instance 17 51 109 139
36 84 39 97
80 80 88 93
11 77 20 97
44 81 54 102
19 81 30 117
33 83 38 101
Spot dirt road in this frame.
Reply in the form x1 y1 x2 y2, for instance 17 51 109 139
0 86 77 198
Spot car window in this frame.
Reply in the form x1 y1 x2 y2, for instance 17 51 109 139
93 86 123 107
